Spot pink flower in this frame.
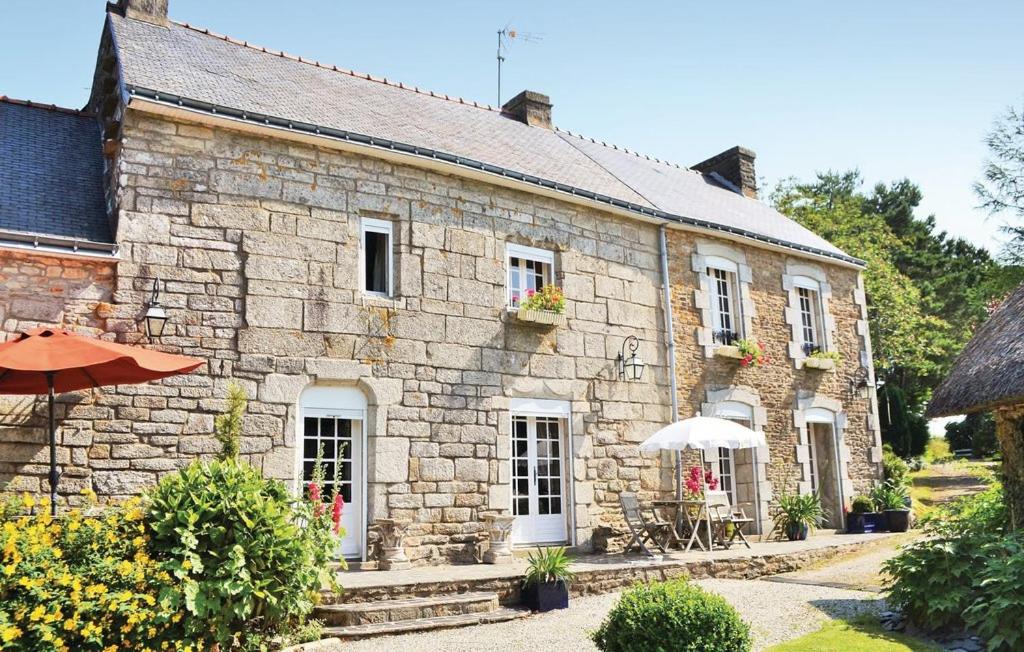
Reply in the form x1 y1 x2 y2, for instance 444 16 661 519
309 482 325 517
526 289 536 297
331 494 344 534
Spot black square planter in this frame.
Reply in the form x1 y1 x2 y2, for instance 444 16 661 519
522 580 569 612
847 512 866 534
885 509 911 532
863 512 886 532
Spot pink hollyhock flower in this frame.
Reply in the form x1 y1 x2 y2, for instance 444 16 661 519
527 288 536 297
308 482 321 503
331 494 344 534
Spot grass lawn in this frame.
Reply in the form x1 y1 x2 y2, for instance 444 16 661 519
767 619 940 651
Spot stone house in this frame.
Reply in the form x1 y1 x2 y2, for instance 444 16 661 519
0 0 882 563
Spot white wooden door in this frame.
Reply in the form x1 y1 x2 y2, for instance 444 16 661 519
301 411 362 558
511 415 567 544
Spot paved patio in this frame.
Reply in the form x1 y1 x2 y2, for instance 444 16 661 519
336 532 898 602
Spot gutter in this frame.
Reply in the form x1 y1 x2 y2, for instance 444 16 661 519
659 225 683 499
0 229 119 261
123 86 867 269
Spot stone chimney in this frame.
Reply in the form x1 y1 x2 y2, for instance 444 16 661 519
501 90 553 129
692 146 758 199
109 0 169 26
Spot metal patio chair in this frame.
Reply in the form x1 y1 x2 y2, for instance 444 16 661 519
705 490 754 549
619 492 671 556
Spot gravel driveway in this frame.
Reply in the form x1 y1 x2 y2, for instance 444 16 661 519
342 578 885 652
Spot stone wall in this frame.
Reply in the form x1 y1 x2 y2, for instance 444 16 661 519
0 107 882 560
0 251 116 497
93 109 673 562
667 232 883 530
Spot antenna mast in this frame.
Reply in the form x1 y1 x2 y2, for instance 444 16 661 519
496 25 541 106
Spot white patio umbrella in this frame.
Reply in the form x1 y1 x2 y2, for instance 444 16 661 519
640 416 767 547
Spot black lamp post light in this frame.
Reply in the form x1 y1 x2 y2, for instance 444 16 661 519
144 278 168 339
617 335 645 382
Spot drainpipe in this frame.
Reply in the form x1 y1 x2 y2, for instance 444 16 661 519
659 225 683 499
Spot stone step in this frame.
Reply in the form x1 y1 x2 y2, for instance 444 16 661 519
314 591 500 627
321 606 529 640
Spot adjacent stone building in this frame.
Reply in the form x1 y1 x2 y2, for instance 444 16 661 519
0 0 882 562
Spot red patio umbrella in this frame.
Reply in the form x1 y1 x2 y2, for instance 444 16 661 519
0 328 204 514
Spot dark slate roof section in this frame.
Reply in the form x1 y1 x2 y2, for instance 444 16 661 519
926 284 1024 418
107 13 860 265
0 99 112 244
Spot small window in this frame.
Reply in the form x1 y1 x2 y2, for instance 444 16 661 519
361 218 392 296
797 285 823 355
506 243 554 309
708 266 740 344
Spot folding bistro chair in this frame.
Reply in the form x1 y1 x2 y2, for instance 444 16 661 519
619 492 672 556
705 490 754 549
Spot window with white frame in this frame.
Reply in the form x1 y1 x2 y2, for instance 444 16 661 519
361 218 393 297
506 243 554 309
794 276 824 355
706 256 741 345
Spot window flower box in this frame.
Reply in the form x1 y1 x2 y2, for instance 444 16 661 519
804 350 840 371
516 307 567 327
513 285 566 327
714 345 744 360
715 339 768 367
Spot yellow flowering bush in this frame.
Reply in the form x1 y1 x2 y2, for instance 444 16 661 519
0 492 188 651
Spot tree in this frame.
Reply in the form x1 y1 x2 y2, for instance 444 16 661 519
945 412 998 457
975 103 1024 264
774 171 1012 457
214 382 247 460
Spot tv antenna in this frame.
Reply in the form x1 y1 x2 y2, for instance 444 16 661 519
497 25 542 107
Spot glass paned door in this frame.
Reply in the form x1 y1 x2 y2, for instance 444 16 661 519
302 412 362 558
510 415 567 544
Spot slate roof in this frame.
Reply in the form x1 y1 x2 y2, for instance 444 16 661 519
0 98 112 244
107 13 857 265
926 284 1024 418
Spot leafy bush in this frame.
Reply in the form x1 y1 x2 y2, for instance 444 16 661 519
524 547 574 586
883 485 1007 633
145 458 339 646
882 447 911 488
923 437 953 464
592 578 751 652
851 495 874 513
0 493 188 651
963 532 1024 650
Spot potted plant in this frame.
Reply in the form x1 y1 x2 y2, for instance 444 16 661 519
846 495 875 533
515 285 567 327
716 338 769 367
804 349 841 371
522 546 574 612
873 481 911 532
773 492 826 541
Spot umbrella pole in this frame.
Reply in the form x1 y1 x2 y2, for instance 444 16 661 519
47 372 57 517
752 446 762 538
700 448 713 548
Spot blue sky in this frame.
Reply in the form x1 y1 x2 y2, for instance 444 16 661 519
3 1 1022 254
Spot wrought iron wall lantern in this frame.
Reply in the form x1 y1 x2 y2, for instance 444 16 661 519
617 335 645 382
848 367 874 399
143 278 168 339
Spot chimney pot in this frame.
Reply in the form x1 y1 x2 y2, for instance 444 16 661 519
502 90 553 129
109 0 169 26
692 146 758 199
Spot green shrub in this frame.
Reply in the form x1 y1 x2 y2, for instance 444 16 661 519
923 437 953 464
592 578 751 652
871 481 910 511
145 458 338 647
882 447 911 488
883 485 1008 632
773 492 826 534
963 532 1024 651
0 494 187 651
851 495 874 513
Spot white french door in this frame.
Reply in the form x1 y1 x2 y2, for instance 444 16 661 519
301 410 363 558
511 415 567 545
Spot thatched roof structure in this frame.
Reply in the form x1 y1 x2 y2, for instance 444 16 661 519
927 283 1024 418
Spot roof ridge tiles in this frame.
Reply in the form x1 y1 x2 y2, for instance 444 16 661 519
555 127 692 173
0 96 91 117
171 19 500 114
